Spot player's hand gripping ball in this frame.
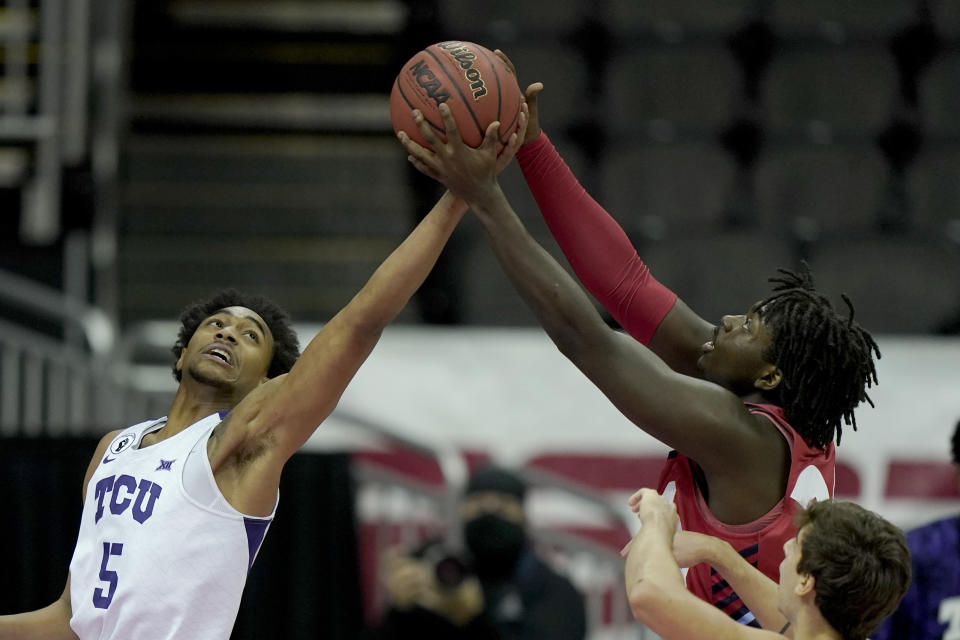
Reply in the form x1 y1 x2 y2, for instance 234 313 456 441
390 41 523 150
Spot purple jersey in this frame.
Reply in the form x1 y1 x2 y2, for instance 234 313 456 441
874 515 960 640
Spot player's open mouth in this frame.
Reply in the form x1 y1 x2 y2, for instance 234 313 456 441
702 325 719 353
203 345 235 366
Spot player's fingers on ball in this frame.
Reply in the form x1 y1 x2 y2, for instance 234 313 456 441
495 128 520 173
481 120 501 151
503 131 519 156
516 105 529 138
494 49 517 75
397 130 428 157
409 109 437 146
501 131 522 163
399 138 433 168
437 103 463 145
411 109 443 148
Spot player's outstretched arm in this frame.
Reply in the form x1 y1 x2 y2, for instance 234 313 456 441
624 490 776 640
245 190 468 462
495 51 714 376
397 104 759 470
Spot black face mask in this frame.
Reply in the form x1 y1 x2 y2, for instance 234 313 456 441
463 515 525 581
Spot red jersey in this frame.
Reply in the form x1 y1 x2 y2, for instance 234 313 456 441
657 403 835 627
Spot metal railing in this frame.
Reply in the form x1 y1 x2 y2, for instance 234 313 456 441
0 267 168 435
340 409 657 640
0 0 91 244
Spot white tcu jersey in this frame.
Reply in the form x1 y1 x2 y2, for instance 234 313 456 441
69 412 276 639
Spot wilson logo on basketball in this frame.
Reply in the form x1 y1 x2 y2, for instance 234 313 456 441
409 59 451 106
437 41 489 100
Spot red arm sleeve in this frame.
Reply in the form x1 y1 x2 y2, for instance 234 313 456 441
516 132 677 344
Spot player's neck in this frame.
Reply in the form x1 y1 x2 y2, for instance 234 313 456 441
164 384 235 435
790 607 842 640
737 388 772 405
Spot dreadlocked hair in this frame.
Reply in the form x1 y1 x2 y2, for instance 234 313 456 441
756 264 880 450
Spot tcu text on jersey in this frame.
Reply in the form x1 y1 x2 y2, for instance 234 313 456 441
93 474 162 524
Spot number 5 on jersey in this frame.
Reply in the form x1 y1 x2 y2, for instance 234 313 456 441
93 541 123 609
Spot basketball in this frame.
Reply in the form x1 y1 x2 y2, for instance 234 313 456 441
390 41 523 150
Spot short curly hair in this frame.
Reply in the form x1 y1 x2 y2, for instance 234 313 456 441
171 288 300 382
796 500 911 640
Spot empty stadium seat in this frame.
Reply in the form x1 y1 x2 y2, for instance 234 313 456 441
500 44 590 130
806 236 960 333
767 0 916 40
598 142 739 237
122 134 413 236
641 232 797 323
459 216 575 326
525 452 863 498
754 142 891 236
606 0 755 38
762 46 899 136
919 51 960 137
607 44 742 135
885 459 960 499
834 462 862 498
929 0 960 39
525 452 670 492
906 142 960 232
439 0 584 41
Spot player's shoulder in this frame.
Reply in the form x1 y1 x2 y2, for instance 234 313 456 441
97 428 123 446
92 419 151 455
78 429 126 501
86 419 163 474
92 429 124 458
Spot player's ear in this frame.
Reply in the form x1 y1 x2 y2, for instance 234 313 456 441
795 573 815 598
754 365 782 391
